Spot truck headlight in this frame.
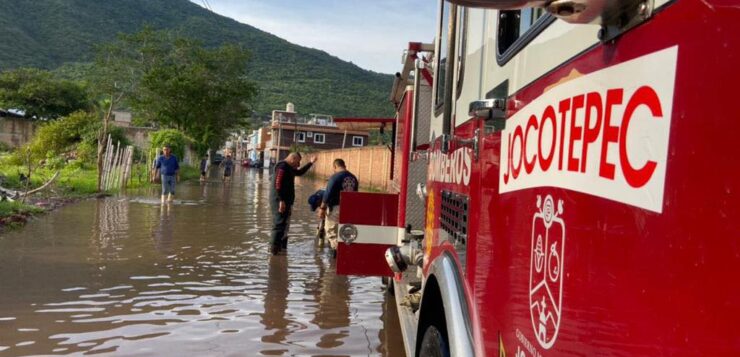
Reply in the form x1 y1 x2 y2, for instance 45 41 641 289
339 224 358 244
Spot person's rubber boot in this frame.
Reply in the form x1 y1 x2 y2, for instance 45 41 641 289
270 245 280 256
167 194 174 202
161 195 166 204
281 236 288 251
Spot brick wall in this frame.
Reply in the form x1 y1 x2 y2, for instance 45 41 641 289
304 146 392 192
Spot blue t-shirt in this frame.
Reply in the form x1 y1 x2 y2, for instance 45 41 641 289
222 158 234 171
156 155 180 176
323 170 358 208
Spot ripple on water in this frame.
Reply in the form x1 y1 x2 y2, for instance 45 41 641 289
99 285 134 292
130 275 171 280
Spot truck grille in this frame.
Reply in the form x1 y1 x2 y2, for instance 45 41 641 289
440 191 469 245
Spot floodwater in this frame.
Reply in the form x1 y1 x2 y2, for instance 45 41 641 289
0 168 404 356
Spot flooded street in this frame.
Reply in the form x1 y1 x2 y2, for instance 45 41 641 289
0 168 404 356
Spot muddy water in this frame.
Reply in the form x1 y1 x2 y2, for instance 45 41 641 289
0 168 404 356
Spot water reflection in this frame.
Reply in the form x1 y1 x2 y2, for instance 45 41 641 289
90 198 130 260
153 203 174 254
0 168 403 356
314 258 350 349
261 255 290 354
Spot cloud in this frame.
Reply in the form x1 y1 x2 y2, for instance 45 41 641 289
192 0 437 74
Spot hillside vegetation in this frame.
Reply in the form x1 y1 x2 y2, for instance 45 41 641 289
0 0 394 117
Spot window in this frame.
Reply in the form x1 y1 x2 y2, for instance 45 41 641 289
314 133 325 144
294 132 305 142
434 2 453 111
497 8 553 65
307 132 313 138
455 8 468 100
352 136 364 147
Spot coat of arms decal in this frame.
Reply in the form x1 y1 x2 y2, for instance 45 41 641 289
529 194 565 349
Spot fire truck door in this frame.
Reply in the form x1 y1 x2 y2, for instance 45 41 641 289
335 192 399 277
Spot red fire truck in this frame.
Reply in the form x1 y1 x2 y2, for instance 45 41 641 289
335 0 740 356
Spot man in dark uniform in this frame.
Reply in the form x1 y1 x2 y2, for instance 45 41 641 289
318 158 358 256
270 152 317 255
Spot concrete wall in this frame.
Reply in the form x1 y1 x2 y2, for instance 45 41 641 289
0 117 155 151
304 145 392 192
0 117 36 148
120 126 155 150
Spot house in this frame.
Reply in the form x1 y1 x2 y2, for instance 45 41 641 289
264 104 371 164
112 111 132 127
245 128 270 163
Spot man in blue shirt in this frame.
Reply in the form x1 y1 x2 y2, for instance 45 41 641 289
318 158 358 256
155 145 180 203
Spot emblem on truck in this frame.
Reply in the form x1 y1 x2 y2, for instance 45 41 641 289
529 195 565 349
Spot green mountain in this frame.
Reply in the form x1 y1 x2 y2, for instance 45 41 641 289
0 0 394 117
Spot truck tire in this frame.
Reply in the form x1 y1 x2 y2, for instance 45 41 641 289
418 324 450 357
382 276 395 294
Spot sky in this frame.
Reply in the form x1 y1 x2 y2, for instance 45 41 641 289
190 0 438 74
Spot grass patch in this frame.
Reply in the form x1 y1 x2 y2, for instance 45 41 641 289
0 201 45 232
0 156 203 198
0 201 44 216
179 165 201 181
1 161 102 196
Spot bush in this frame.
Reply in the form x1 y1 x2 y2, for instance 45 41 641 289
149 129 189 160
28 111 97 159
78 125 128 162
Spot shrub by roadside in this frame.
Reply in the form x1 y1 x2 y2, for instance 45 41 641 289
0 201 45 232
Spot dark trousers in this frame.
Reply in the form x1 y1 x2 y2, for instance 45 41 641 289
270 201 292 249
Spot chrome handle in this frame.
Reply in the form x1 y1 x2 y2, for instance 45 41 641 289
469 98 506 120
455 128 480 161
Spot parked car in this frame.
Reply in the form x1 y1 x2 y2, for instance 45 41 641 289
211 153 224 165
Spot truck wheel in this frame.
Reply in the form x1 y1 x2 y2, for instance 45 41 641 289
418 324 450 357
382 276 395 294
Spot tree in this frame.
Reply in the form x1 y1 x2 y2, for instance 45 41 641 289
0 68 90 119
92 27 257 190
149 129 189 161
98 27 257 148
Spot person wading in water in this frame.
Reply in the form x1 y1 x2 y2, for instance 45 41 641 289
318 158 358 257
270 152 317 255
154 145 180 203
